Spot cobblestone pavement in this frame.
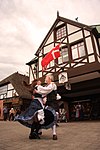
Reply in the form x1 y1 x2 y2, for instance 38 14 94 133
0 121 100 150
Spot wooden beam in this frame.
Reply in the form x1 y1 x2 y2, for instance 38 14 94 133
63 88 100 98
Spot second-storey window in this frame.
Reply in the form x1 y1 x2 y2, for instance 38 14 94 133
56 25 67 40
58 47 69 64
71 42 85 60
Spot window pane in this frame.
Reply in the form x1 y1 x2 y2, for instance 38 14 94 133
62 48 69 62
78 43 85 57
71 42 85 59
58 47 69 63
72 48 78 59
0 85 7 95
56 26 66 40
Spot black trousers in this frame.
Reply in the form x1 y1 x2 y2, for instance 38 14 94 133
4 113 8 121
30 122 41 135
9 113 14 121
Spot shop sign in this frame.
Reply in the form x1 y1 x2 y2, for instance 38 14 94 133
59 72 68 83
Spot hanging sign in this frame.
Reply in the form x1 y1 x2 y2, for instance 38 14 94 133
59 72 68 83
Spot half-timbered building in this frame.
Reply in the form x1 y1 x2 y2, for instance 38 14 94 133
27 14 100 121
0 72 32 116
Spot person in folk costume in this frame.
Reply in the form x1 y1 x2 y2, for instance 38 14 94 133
29 80 46 139
15 79 45 139
35 74 59 140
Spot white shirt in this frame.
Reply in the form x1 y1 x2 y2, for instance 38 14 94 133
37 82 57 96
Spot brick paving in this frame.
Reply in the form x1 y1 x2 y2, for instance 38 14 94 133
0 121 100 150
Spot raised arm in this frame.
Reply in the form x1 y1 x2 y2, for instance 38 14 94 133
37 83 56 95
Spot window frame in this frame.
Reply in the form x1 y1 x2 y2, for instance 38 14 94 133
71 41 86 60
54 23 67 41
58 46 69 65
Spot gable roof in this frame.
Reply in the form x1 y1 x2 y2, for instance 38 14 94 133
35 15 92 56
0 72 32 99
26 56 38 66
90 25 100 38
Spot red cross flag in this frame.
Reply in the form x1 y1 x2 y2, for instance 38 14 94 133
41 44 60 70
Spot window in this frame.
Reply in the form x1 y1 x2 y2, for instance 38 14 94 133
71 42 85 59
58 47 69 64
0 85 7 95
56 26 66 40
48 60 54 68
0 83 19 99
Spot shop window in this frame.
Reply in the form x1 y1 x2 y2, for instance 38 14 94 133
71 42 85 60
56 25 67 40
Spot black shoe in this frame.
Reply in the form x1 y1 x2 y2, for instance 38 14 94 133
29 132 40 139
53 135 58 140
29 134 36 139
38 132 42 135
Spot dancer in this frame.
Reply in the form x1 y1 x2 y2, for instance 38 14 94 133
35 74 59 140
15 80 45 139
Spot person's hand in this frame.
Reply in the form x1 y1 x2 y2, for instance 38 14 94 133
33 89 38 94
32 95 34 100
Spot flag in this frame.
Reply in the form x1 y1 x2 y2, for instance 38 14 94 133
41 44 60 69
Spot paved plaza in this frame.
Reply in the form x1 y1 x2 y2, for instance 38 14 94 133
0 121 100 150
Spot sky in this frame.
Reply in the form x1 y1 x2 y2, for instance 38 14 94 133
0 0 100 81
